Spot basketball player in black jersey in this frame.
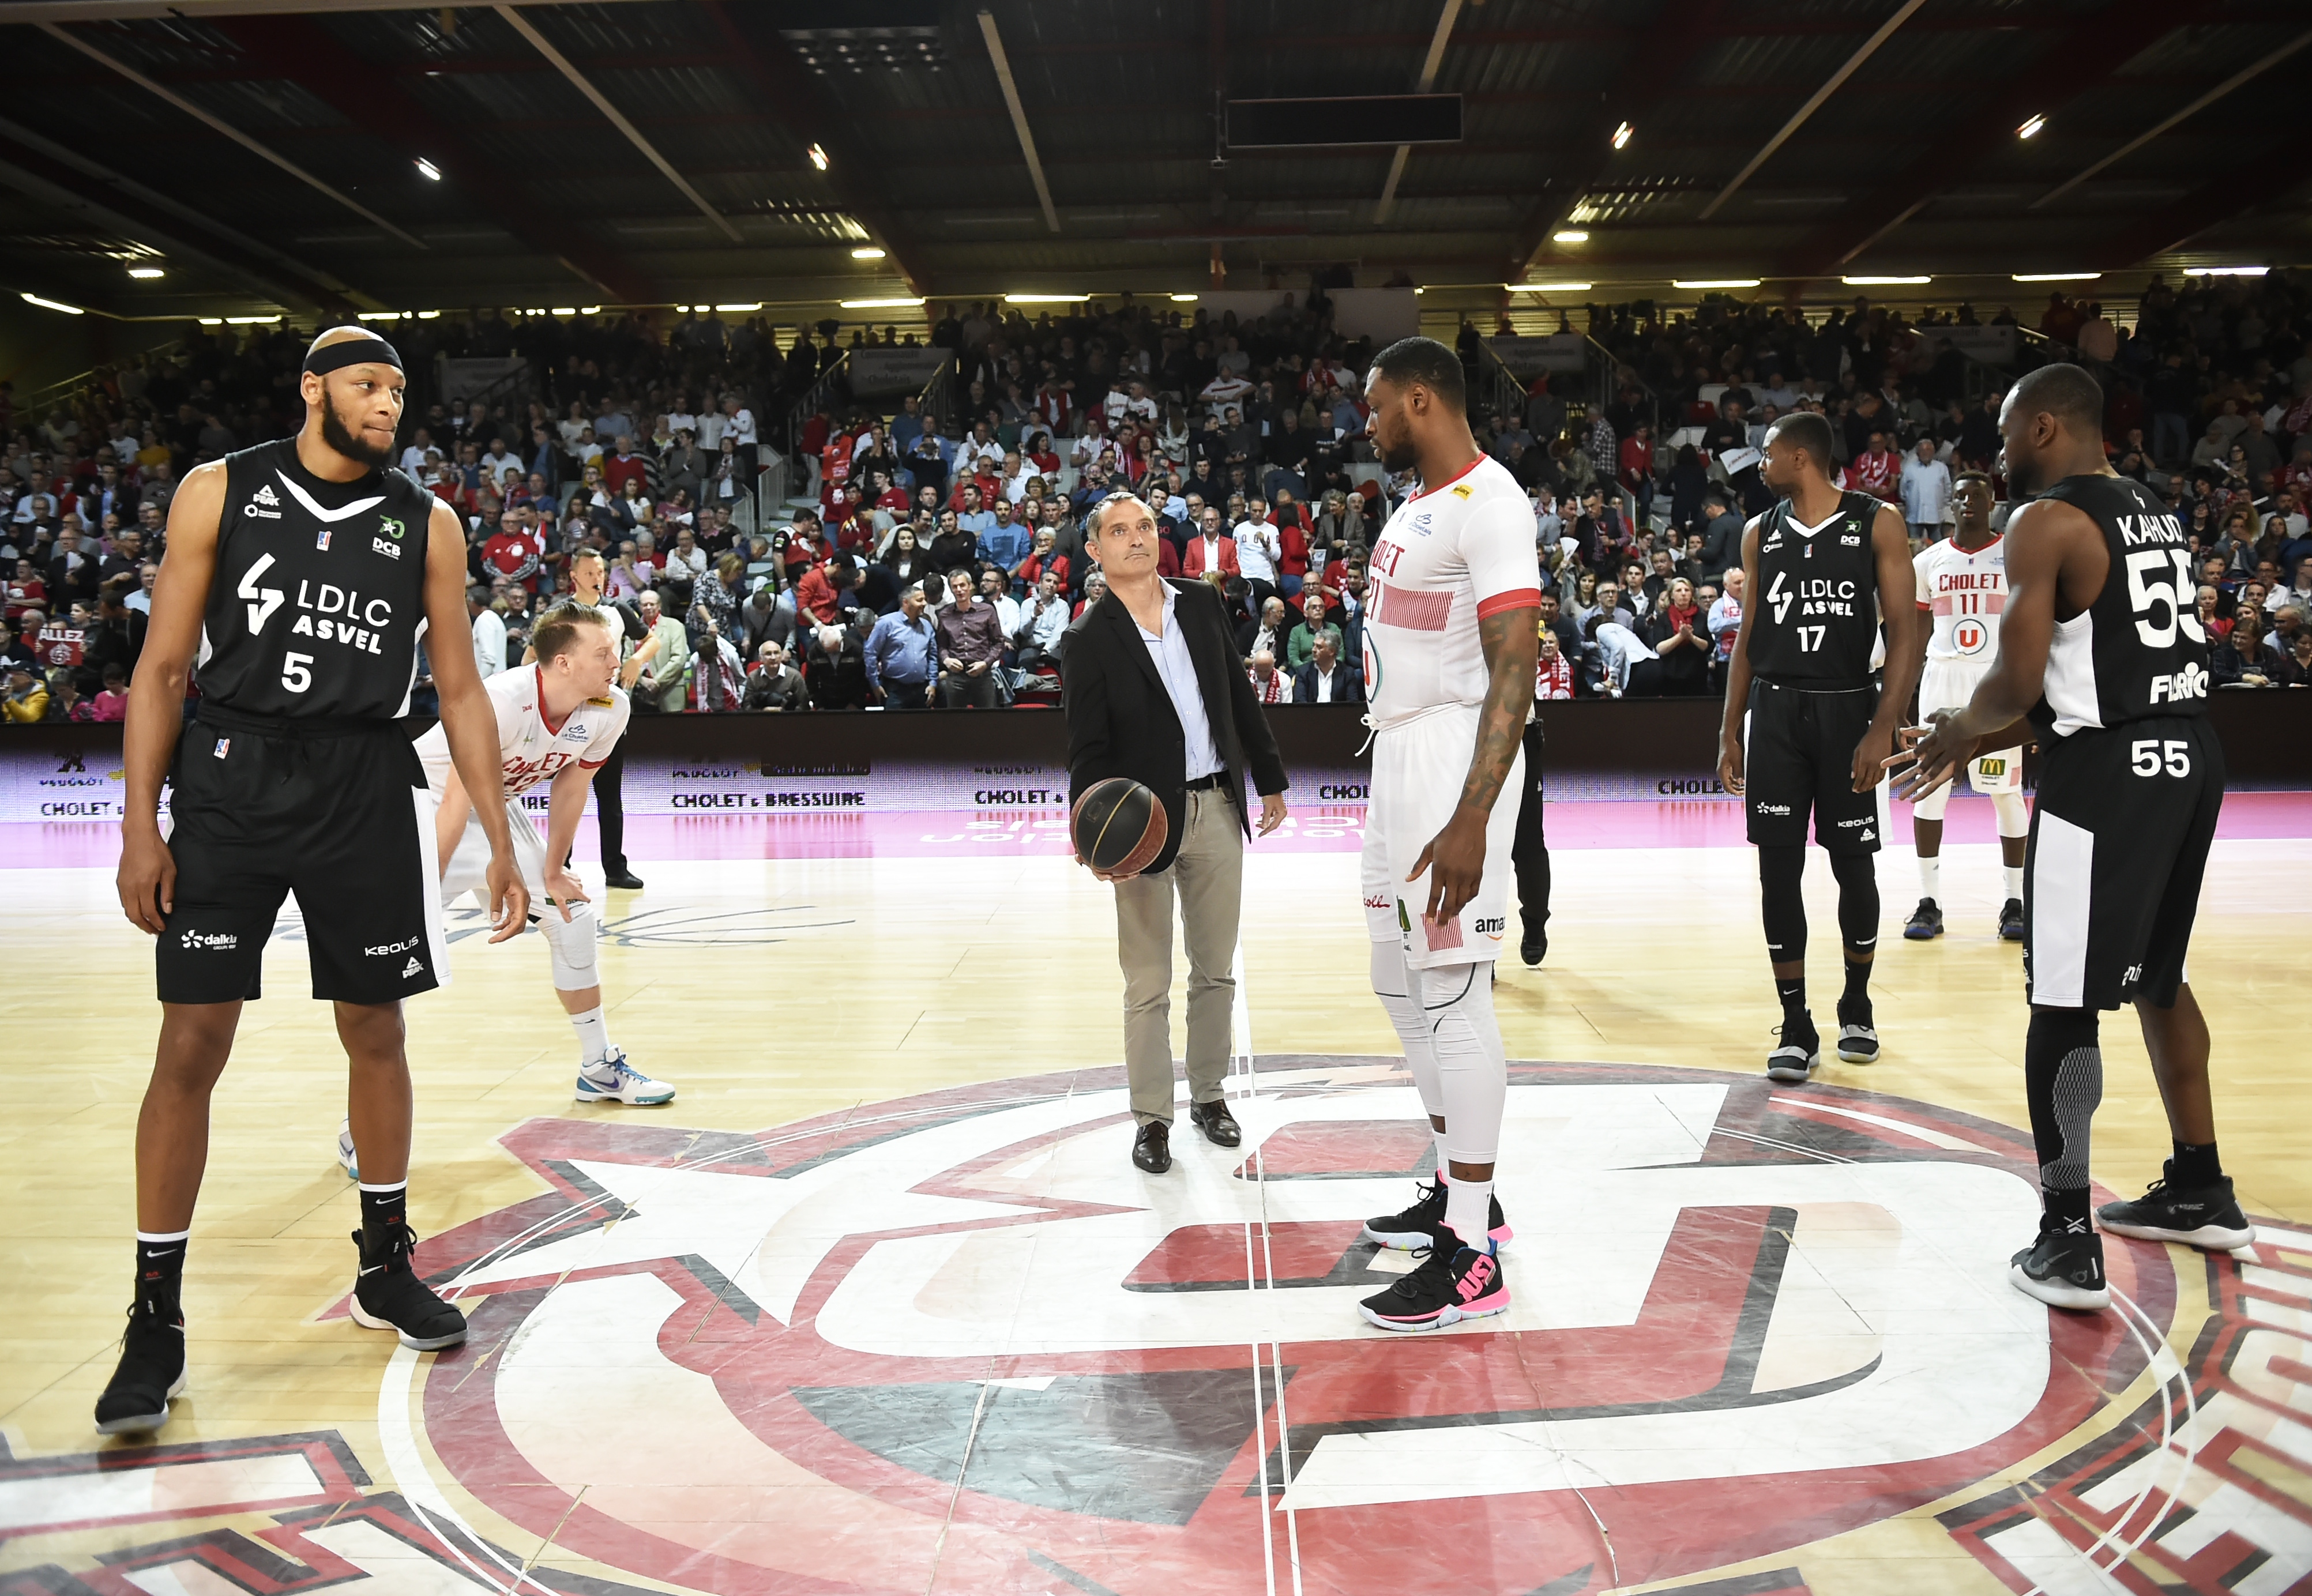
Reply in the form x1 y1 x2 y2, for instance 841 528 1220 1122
1717 411 1922 1080
96 327 531 1433
1900 364 2252 1312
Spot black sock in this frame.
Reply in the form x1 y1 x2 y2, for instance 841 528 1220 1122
134 1233 187 1319
2173 1140 2223 1188
1843 955 1873 1011
359 1183 409 1250
1775 976 1809 1029
2043 1186 2093 1232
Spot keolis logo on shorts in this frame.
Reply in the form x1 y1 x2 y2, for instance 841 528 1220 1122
364 936 420 957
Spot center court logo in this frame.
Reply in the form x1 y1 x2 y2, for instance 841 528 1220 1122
390 1058 2191 1596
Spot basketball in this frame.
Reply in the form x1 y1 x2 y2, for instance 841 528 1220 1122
1071 777 1167 875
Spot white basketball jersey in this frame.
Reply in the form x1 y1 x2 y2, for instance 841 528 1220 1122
1913 535 2008 665
414 664 630 801
1363 455 1542 728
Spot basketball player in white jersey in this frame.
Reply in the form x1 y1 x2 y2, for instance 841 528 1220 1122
1350 337 1540 1332
1905 471 2030 942
340 605 672 1176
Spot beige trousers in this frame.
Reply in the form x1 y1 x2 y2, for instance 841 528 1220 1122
1112 787 1243 1125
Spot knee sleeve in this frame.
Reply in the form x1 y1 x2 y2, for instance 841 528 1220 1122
1911 779 1950 822
538 895 600 991
1828 850 1879 955
1991 789 2030 838
1758 845 1808 963
1419 962 1506 1168
1371 938 1443 1119
2025 1007 2102 1190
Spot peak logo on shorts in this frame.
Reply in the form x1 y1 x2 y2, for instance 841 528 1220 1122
364 936 420 957
401 955 424 978
179 929 237 950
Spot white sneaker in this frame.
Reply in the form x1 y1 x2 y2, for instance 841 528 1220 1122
337 1117 359 1181
574 1048 676 1105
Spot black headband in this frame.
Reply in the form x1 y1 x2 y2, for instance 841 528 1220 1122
303 336 404 377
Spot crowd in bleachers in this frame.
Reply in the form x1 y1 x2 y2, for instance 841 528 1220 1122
7 269 2312 723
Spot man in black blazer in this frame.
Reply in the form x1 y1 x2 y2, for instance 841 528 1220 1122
1065 491 1289 1175
1291 632 1365 706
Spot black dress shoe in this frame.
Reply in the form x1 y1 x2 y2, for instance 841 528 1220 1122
1132 1120 1172 1173
1520 927 1548 967
1189 1100 1242 1147
605 868 645 890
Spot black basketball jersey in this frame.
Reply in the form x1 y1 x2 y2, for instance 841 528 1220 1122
1745 490 1884 685
2029 472 2209 744
196 439 435 718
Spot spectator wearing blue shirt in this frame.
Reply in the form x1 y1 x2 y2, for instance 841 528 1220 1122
890 397 926 454
978 497 1032 578
956 483 997 541
864 585 939 707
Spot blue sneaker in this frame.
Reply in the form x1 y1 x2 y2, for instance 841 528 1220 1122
574 1048 677 1105
338 1117 359 1181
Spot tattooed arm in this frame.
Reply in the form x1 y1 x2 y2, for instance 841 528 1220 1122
1411 601 1539 924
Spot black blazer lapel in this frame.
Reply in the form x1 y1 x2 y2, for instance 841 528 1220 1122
1099 590 1172 706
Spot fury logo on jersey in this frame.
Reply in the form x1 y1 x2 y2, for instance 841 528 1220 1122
237 553 285 633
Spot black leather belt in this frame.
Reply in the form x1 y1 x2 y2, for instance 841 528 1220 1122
1185 771 1225 791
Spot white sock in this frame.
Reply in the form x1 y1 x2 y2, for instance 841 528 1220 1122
1433 1134 1450 1186
2003 863 2024 901
1443 1174 1495 1253
570 1006 612 1067
1918 855 1940 902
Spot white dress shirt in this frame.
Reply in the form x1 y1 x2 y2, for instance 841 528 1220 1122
1133 585 1223 780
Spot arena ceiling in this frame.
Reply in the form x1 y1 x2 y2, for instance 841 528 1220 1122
0 0 2301 327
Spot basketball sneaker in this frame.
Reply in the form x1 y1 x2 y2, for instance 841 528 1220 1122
1999 898 2025 942
2097 1164 2255 1251
1904 898 1944 940
1834 999 1880 1064
2010 1215 2109 1311
1358 1236 1509 1331
1766 1018 1819 1083
574 1048 676 1105
1362 1178 1512 1251
337 1117 359 1181
93 1301 186 1435
349 1221 467 1350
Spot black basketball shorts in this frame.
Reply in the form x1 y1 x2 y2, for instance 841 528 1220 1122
1743 680 1884 854
155 718 447 1006
2024 716 2223 1012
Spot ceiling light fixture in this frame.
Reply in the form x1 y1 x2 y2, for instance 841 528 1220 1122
1551 229 1589 244
715 302 762 313
21 292 83 314
550 306 576 315
1005 293 1088 304
850 246 886 260
1673 278 1760 290
807 143 829 171
356 310 404 321
1842 274 1930 285
1516 282 1592 293
197 316 223 325
2012 272 2102 283
415 157 442 180
2017 114 2045 139
127 266 164 279
840 296 925 309
1610 122 1633 150
2183 265 2269 277
580 306 601 315
225 314 280 325
1170 293 1198 302
416 309 441 319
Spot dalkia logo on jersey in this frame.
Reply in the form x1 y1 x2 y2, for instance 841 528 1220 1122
366 1059 2268 1596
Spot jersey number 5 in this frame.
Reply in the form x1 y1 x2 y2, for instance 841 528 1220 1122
2125 548 2206 648
281 652 313 694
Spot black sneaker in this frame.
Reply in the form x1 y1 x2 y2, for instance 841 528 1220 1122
1519 927 1547 967
604 868 645 890
1998 898 2025 942
2010 1215 2109 1311
1766 1017 1819 1083
2097 1163 2255 1251
93 1301 186 1435
348 1223 468 1351
1834 998 1879 1064
1361 1180 1512 1251
1904 898 1945 940
1358 1237 1509 1331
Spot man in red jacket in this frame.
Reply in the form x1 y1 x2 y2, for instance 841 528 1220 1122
1182 505 1239 578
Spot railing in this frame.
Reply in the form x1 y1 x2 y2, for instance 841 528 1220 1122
1584 333 1664 442
777 348 851 458
915 353 955 434
12 340 186 422
1472 339 1526 428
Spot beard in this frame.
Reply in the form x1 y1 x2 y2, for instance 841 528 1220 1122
1375 426 1419 473
2003 453 2044 498
319 397 394 469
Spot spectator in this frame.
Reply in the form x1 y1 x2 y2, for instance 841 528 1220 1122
2212 607 2272 687
802 620 872 710
1284 590 1341 671
1535 628 1574 699
1013 571 1069 677
1899 437 1952 545
865 584 940 707
1293 630 1363 705
1247 649 1291 703
1183 506 1238 578
91 661 129 721
743 640 810 710
935 567 1005 707
1641 576 1713 695
634 589 691 712
469 584 507 677
3 660 46 722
